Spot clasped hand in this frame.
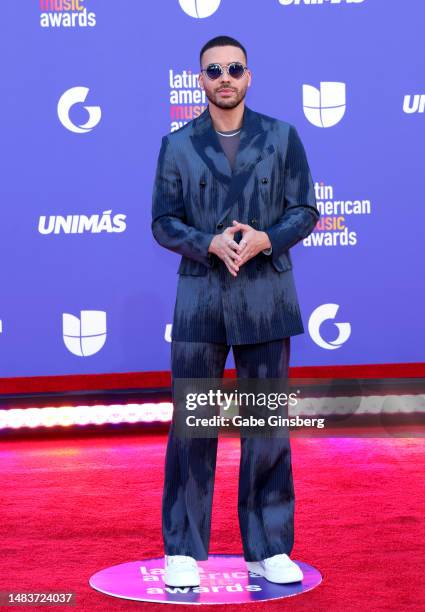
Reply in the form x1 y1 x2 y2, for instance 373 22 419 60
208 220 271 278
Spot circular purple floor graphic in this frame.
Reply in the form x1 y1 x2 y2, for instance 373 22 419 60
89 554 322 604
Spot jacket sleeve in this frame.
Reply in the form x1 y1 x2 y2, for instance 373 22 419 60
264 124 320 263
151 135 215 267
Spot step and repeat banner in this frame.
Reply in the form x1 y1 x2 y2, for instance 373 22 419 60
0 0 423 378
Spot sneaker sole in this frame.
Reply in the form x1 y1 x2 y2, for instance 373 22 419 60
164 573 200 588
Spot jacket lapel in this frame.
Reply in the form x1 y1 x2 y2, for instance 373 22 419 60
190 104 271 224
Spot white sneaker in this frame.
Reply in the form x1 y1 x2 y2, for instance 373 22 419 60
164 555 200 587
246 553 303 584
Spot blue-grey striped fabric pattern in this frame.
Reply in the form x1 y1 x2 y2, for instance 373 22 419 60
162 337 294 561
151 104 319 344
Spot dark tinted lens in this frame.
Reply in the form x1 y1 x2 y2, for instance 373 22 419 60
206 64 222 80
228 63 245 79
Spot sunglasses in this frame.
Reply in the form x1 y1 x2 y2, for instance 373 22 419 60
201 62 248 81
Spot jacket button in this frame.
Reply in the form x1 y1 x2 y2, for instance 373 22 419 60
200 179 206 187
251 219 258 225
216 223 224 230
261 177 268 184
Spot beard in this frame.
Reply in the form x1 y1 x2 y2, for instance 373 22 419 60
206 86 247 110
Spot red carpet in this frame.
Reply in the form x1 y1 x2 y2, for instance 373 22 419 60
0 432 424 611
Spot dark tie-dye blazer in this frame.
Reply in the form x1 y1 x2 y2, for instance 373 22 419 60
151 104 319 345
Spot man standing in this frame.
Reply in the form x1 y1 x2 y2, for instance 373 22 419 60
151 35 319 587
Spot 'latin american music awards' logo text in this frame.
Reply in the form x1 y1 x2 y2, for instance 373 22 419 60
304 182 372 248
169 69 207 132
39 0 96 28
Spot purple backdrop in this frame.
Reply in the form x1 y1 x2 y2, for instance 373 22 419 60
0 0 424 378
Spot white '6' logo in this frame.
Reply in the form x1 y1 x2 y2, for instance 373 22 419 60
57 86 101 133
309 304 351 350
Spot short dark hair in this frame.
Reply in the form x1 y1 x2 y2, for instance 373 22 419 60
199 35 248 67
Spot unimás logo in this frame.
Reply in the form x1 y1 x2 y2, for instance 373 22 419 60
308 304 351 350
403 95 425 114
303 181 372 248
39 211 127 235
57 87 101 133
63 310 107 357
169 68 207 131
39 0 96 28
279 0 364 5
303 82 346 128
179 0 221 18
